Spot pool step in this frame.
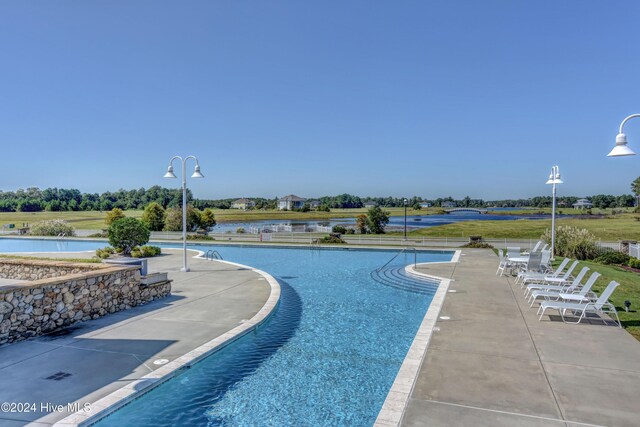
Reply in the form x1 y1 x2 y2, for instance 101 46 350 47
370 266 439 295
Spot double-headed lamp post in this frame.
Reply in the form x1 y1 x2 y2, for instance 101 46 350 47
608 114 640 157
403 198 408 240
164 155 204 272
545 166 563 258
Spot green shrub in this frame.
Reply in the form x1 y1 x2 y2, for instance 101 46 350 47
187 234 215 241
332 225 347 234
628 257 640 269
95 246 115 259
108 218 150 256
236 227 246 233
542 226 598 260
131 245 162 258
87 231 108 238
593 250 630 265
461 242 494 248
105 208 125 226
345 228 355 234
319 235 346 244
30 220 76 237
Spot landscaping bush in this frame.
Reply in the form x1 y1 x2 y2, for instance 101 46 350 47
236 227 246 233
593 250 631 265
108 217 150 256
319 235 346 244
461 242 494 248
131 245 162 258
332 225 347 234
95 246 115 259
542 226 598 260
628 257 640 269
187 234 215 241
88 231 108 238
345 228 355 234
105 208 125 226
30 220 75 237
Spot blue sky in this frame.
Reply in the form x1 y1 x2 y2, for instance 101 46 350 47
1 1 639 200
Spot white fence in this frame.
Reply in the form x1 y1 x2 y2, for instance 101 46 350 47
629 243 640 259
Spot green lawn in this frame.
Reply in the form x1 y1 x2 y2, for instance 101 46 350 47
407 214 640 241
553 259 640 341
0 210 144 231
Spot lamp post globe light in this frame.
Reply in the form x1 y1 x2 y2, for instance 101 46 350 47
545 166 563 258
164 155 204 272
403 198 408 240
608 114 639 157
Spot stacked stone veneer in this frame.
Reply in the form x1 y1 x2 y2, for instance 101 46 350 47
0 259 171 345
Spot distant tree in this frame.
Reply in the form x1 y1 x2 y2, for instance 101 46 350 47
413 203 422 210
141 202 166 231
632 177 640 207
366 206 390 234
355 214 368 234
164 205 201 232
199 208 217 229
105 208 125 226
108 218 150 256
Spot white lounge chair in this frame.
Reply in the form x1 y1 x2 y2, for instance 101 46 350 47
528 271 600 308
525 265 587 298
523 260 579 293
517 257 570 286
537 280 622 327
496 249 513 277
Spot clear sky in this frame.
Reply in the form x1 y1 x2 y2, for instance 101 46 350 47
1 1 639 200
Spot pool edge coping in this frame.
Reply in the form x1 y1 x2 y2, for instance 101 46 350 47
374 250 461 427
53 253 282 427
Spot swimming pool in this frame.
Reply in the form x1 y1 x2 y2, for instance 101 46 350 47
0 239 452 426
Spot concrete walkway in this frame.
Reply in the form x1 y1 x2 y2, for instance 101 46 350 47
0 249 270 426
402 249 640 427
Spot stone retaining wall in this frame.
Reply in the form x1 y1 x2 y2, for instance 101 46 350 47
0 258 104 281
0 259 171 345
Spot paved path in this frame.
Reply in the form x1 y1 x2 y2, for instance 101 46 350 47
0 250 270 426
402 249 640 427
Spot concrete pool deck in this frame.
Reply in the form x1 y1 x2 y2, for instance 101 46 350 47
0 249 274 426
399 248 640 427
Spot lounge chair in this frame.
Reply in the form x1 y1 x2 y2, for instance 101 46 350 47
528 271 600 308
516 257 570 285
525 264 587 298
496 249 513 277
523 260 579 293
537 280 622 327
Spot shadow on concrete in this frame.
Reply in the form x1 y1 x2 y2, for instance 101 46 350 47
0 338 177 425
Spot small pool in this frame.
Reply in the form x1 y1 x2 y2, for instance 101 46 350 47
0 239 452 426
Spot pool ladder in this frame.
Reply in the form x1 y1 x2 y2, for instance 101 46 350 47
205 250 223 260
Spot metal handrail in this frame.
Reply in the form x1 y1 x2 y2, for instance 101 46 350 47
376 247 417 272
205 250 223 260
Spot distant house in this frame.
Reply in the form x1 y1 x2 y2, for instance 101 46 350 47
363 201 377 208
420 202 432 208
278 194 306 210
307 200 321 208
441 201 456 208
572 198 593 209
231 198 255 210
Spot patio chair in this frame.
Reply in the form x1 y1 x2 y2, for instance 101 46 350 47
525 264 586 298
517 257 569 286
537 280 621 327
496 249 513 277
528 271 600 308
523 260 579 292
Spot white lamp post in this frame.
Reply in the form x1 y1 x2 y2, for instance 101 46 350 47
164 155 204 272
545 166 563 258
403 198 408 240
608 114 639 157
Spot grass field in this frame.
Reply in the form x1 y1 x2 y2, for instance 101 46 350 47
406 214 640 241
0 210 143 231
552 259 640 341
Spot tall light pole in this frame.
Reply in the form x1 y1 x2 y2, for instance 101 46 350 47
545 166 563 258
403 198 408 240
608 114 639 157
164 155 204 272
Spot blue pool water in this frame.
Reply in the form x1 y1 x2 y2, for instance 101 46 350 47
0 239 452 426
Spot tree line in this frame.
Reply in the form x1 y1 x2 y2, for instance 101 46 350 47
0 187 637 212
